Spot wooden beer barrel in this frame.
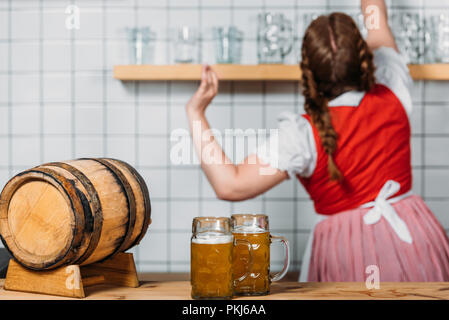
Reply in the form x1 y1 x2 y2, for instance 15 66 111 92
0 158 151 270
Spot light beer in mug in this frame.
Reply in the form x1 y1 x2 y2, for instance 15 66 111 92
231 214 290 296
233 229 271 295
191 234 234 299
190 217 253 299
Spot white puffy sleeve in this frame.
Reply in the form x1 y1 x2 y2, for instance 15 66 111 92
373 46 413 117
255 111 317 178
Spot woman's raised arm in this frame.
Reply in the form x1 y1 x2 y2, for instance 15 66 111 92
361 0 398 52
185 65 288 201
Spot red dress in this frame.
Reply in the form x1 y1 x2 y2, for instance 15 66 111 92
299 84 449 281
299 84 411 215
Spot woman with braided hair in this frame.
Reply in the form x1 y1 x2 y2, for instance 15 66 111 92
185 0 449 281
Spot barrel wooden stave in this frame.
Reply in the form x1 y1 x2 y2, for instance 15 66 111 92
102 158 151 250
64 159 130 265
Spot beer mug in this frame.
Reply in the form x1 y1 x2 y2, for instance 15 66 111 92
190 217 253 300
425 14 449 63
391 12 423 64
231 214 289 296
257 12 293 63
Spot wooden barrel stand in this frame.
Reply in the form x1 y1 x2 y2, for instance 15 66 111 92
0 158 151 298
4 252 139 298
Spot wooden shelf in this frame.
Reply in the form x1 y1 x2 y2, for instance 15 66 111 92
114 64 449 81
408 64 449 81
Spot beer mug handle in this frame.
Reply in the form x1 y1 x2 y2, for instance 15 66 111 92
270 234 290 282
281 20 293 58
233 239 254 284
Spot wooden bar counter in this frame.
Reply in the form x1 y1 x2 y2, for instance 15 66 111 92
0 273 448 300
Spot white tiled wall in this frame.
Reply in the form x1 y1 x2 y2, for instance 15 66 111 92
0 0 448 274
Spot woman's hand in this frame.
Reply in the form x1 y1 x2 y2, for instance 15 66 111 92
362 0 398 52
186 64 219 116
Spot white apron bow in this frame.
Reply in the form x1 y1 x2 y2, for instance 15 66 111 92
362 180 413 244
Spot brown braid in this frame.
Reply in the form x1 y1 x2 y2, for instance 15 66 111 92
301 52 342 181
357 35 376 92
300 12 376 181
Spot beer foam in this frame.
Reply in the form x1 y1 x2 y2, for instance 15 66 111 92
192 233 233 244
232 225 266 234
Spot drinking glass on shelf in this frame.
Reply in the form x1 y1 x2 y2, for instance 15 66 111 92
173 26 198 63
425 14 449 63
212 26 243 64
391 12 423 64
126 27 156 65
190 217 253 300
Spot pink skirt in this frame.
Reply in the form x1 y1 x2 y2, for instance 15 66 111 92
307 195 449 282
